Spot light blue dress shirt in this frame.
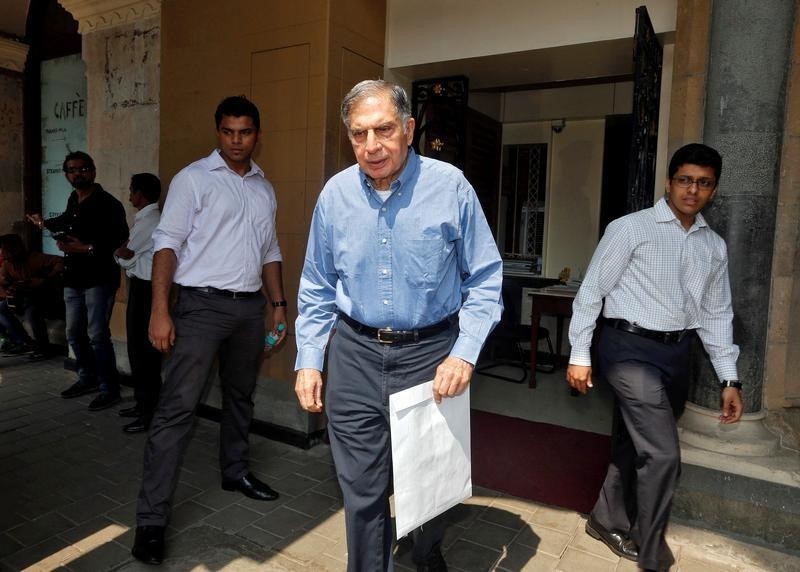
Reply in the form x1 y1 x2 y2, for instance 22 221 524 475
295 148 503 371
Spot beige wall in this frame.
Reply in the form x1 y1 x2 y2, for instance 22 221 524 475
160 0 386 430
386 0 676 67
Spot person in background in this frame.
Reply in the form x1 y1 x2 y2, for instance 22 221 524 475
132 96 286 565
0 233 63 359
566 143 743 572
114 173 163 434
294 80 503 571
27 151 129 410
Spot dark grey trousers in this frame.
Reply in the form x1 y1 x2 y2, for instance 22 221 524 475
126 277 162 417
591 325 693 571
136 288 266 526
327 318 457 571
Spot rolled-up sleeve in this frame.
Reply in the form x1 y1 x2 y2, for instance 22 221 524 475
153 170 195 254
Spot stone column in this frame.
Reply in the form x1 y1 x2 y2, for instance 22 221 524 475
0 38 28 234
57 0 162 373
689 0 795 414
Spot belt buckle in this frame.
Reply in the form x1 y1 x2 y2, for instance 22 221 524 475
377 328 394 344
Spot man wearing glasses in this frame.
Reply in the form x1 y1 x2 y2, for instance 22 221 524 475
26 151 129 411
566 143 743 571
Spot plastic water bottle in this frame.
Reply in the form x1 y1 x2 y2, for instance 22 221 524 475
265 322 286 349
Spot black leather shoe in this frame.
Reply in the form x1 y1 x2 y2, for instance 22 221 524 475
221 473 279 501
123 417 149 434
88 392 121 411
119 405 141 418
585 514 638 561
131 525 165 565
416 547 448 571
61 381 100 399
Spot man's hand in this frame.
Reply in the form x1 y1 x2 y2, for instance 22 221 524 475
432 356 473 404
149 310 175 353
115 241 134 260
266 306 288 349
566 364 593 394
295 368 324 412
26 214 44 229
719 387 744 424
56 236 85 254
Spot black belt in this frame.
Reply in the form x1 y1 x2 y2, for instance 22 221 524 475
182 286 261 299
605 319 692 344
339 313 454 344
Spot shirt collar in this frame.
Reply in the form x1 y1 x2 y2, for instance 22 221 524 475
654 196 708 230
359 147 420 193
206 149 264 178
135 202 159 221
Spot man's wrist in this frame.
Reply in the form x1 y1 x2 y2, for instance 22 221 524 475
271 300 287 308
720 379 742 391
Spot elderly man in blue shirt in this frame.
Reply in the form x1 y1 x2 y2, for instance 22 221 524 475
295 80 503 572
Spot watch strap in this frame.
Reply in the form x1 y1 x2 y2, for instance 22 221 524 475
720 380 742 390
271 300 287 308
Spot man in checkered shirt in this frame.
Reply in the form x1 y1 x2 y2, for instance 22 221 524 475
567 143 743 572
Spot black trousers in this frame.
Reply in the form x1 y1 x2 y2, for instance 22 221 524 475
591 325 692 571
326 318 457 571
136 288 266 526
126 277 162 416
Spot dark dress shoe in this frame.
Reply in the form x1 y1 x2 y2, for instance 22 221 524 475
585 514 638 561
88 392 122 411
221 473 279 501
119 406 141 418
416 546 448 571
123 417 150 433
132 525 165 565
61 381 100 399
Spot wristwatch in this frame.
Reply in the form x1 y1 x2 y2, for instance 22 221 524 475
87 244 94 255
271 300 287 308
720 380 742 391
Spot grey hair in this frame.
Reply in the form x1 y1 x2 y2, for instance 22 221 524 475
340 80 413 133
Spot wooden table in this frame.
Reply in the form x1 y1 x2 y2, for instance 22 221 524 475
528 288 577 388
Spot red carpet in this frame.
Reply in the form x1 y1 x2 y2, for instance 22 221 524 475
471 410 611 514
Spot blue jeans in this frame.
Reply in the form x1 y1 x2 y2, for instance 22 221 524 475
64 285 119 394
0 298 49 348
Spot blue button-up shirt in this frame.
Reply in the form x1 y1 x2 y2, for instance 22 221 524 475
295 148 503 371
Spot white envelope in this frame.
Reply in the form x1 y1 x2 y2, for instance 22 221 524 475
389 380 472 539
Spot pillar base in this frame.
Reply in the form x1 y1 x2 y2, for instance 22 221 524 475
679 401 778 457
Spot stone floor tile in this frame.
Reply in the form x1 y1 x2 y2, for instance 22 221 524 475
104 500 137 528
528 505 582 534
614 556 640 571
310 551 347 572
191 486 240 512
284 490 341 518
203 503 262 533
0 534 23 559
515 524 571 558
479 502 534 532
0 536 73 571
271 473 318 497
63 540 132 572
58 493 121 525
237 525 283 550
676 557 742 572
272 531 339 564
556 547 617 571
458 518 521 551
444 538 502 571
310 477 343 501
292 459 337 483
235 493 290 516
443 502 488 528
307 511 346 543
570 524 625 560
254 506 316 538
6 511 76 547
55 516 127 549
167 500 215 532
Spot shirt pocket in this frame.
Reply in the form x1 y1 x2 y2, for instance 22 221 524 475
402 236 447 289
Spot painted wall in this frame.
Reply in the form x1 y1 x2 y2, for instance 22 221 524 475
386 0 676 67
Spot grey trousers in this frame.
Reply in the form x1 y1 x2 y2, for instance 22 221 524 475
591 325 693 571
136 289 266 526
326 318 457 571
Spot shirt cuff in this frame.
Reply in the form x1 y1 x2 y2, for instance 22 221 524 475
569 347 592 367
295 347 326 372
450 335 482 366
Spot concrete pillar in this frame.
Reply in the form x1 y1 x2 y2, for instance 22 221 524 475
689 0 795 413
0 38 28 234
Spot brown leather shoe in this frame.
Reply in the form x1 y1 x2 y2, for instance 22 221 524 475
585 514 638 561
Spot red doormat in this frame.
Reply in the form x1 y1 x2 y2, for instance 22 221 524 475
470 409 611 514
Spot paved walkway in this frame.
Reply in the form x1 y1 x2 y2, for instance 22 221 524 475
1 353 798 571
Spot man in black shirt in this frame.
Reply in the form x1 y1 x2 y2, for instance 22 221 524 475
27 151 129 410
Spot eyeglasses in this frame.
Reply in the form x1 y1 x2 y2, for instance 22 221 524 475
671 175 716 190
64 166 94 174
349 124 399 146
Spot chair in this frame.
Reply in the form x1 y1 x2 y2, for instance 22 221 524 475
476 277 555 383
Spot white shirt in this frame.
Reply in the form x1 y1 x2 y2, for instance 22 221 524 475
569 197 739 381
115 203 160 280
152 150 282 291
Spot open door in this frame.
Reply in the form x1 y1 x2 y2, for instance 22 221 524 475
626 5 663 213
